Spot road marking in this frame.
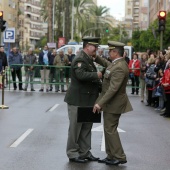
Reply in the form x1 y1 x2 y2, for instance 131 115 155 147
10 129 34 148
49 104 59 112
92 125 125 151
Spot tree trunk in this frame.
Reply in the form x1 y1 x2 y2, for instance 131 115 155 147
65 0 70 43
56 0 63 40
48 0 53 42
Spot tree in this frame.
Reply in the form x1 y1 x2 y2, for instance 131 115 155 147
48 0 53 42
74 0 94 37
89 5 110 37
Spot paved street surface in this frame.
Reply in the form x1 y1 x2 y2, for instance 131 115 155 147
0 89 170 170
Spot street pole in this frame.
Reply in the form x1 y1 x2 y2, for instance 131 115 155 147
0 30 1 45
71 0 74 41
160 31 163 51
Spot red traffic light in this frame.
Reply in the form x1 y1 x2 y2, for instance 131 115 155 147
158 11 166 18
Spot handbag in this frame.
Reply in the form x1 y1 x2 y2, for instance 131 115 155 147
154 86 163 97
145 77 153 88
129 72 134 79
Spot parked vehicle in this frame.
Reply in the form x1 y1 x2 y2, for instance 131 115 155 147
57 44 134 59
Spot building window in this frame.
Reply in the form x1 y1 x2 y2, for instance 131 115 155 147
128 9 131 15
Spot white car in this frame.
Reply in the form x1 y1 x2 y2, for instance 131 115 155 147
57 44 134 59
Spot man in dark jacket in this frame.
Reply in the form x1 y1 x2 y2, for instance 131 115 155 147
8 47 23 90
0 46 8 72
64 37 102 163
38 45 52 92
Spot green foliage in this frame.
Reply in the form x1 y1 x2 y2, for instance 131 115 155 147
35 36 47 49
131 12 170 52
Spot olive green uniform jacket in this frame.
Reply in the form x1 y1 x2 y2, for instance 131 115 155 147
95 56 133 114
64 50 101 106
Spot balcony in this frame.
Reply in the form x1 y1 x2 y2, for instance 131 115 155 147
30 26 43 31
26 0 41 8
30 17 43 23
25 9 40 15
29 33 42 40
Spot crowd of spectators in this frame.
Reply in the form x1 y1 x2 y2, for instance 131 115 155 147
2 44 170 118
0 45 78 92
129 49 170 118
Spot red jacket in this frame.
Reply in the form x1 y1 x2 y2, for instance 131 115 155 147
128 59 140 76
161 68 170 91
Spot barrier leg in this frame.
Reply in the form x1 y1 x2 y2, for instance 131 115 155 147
0 70 9 109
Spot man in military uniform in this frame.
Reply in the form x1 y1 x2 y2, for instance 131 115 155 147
93 41 133 165
64 37 102 163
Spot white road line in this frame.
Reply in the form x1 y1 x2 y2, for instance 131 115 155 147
101 132 105 151
49 104 59 112
92 125 126 151
10 129 34 148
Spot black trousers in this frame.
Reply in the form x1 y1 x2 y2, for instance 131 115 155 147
131 76 139 94
165 93 170 116
11 68 22 89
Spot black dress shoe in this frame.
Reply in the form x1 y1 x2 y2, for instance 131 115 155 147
145 104 150 106
23 88 27 91
69 157 87 163
98 158 111 163
49 88 52 91
39 89 43 92
19 88 23 90
31 89 35 91
164 114 170 118
106 159 127 165
62 90 66 92
160 113 166 116
131 92 134 94
83 155 99 161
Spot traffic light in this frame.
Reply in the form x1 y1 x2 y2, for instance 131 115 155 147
0 11 3 21
0 11 6 32
105 27 109 33
158 11 166 31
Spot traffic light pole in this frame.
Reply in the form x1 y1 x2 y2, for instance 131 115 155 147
160 31 163 51
0 30 1 45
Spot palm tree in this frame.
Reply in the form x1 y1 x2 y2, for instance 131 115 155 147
64 0 71 43
48 0 53 42
89 5 110 37
40 0 53 42
74 0 94 38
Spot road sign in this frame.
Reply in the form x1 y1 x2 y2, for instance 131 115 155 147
47 42 56 48
3 28 15 43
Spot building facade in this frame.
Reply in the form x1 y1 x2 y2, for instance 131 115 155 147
0 0 19 46
19 0 44 50
124 0 148 38
149 0 170 24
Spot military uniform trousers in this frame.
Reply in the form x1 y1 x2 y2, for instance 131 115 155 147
103 112 126 161
66 104 93 159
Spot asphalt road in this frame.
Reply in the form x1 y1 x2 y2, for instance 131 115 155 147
0 89 170 170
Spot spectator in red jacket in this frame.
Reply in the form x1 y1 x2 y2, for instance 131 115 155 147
129 53 140 95
161 62 170 117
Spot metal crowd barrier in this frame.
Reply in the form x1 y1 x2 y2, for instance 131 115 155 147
5 64 142 90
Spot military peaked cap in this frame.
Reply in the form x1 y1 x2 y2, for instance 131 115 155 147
82 37 100 47
108 41 125 48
